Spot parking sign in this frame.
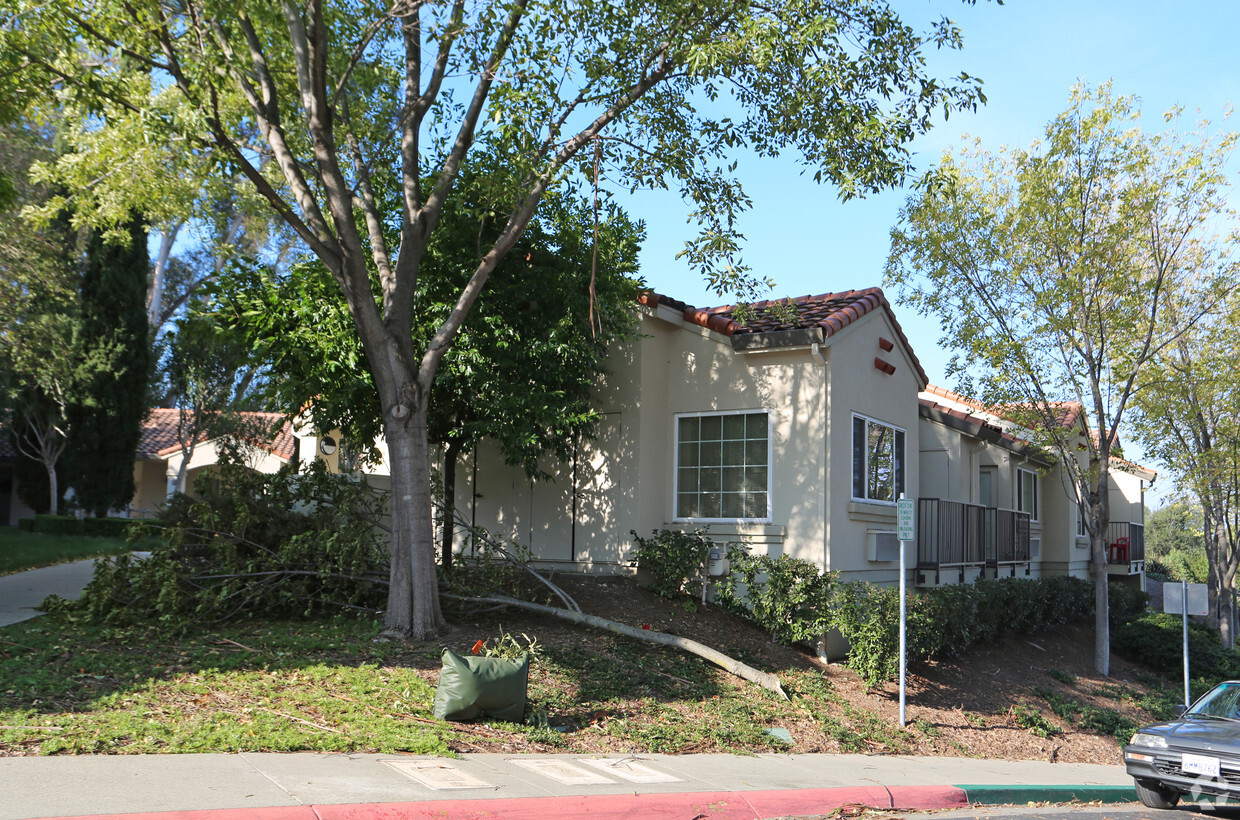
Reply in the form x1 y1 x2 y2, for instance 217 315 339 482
897 498 915 542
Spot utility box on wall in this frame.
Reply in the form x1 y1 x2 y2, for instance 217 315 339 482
867 530 900 562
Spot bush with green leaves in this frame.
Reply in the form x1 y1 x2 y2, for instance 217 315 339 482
714 546 836 645
1113 611 1240 682
833 576 1096 688
49 459 390 629
630 528 711 598
1107 581 1150 627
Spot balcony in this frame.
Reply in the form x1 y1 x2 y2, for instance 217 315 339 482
1103 521 1144 575
915 498 1031 585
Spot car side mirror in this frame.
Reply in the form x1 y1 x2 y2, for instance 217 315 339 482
1172 704 1188 718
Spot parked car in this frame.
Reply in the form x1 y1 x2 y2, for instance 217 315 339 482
1124 680 1240 809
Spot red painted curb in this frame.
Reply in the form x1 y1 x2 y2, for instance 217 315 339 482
33 785 968 820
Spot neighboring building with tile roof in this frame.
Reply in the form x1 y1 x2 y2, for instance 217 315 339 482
3 409 308 525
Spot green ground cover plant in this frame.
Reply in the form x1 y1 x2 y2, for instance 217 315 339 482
0 528 132 575
0 616 453 755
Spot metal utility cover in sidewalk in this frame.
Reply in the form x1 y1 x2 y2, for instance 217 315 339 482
582 757 683 783
384 759 494 790
509 758 616 785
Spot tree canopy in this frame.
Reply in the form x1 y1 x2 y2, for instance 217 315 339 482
4 0 992 639
886 83 1240 674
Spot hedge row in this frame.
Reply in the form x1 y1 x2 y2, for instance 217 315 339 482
628 533 1147 688
17 515 135 538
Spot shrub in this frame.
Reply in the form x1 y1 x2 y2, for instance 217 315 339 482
54 459 390 629
630 528 711 598
1107 582 1150 627
1112 612 1240 681
31 514 85 535
17 517 35 532
714 546 835 645
832 576 1096 688
83 517 134 538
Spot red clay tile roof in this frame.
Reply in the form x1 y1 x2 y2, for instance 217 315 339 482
923 385 1154 478
140 408 295 461
918 396 1051 462
638 287 929 385
924 384 1085 431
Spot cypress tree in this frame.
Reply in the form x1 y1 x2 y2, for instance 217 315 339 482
66 216 151 516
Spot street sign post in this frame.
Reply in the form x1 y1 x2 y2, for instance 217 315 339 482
896 496 915 727
1165 581 1209 707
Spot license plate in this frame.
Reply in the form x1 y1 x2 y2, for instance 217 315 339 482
1183 753 1222 778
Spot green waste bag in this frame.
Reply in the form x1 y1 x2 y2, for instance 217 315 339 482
432 649 529 722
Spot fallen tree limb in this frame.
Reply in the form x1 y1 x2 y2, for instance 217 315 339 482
442 593 787 700
444 509 581 614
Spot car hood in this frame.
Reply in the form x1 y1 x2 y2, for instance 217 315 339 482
1145 718 1240 753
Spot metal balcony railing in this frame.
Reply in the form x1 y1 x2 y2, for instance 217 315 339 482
916 498 1031 584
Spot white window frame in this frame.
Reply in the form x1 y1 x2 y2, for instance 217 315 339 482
851 413 906 505
673 409 772 523
1017 468 1039 522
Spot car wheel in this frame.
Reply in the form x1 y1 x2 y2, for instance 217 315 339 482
1134 778 1181 809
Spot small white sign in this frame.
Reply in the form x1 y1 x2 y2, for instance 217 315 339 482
1182 753 1221 778
510 758 615 785
897 498 916 542
1165 583 1210 617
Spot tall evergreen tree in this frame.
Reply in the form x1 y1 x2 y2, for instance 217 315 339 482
65 216 152 516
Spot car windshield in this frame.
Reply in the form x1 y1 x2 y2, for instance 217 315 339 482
1188 683 1240 719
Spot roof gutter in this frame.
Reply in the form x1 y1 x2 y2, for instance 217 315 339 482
919 403 1055 466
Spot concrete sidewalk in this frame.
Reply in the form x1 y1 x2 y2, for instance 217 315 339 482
0 751 1137 820
0 559 98 627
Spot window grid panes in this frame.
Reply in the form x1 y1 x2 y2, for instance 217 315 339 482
676 412 768 520
852 415 905 503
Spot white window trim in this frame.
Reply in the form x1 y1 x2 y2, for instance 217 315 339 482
1017 467 1040 522
673 409 773 524
851 413 906 506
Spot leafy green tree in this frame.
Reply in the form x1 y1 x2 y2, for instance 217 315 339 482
64 216 152 516
8 0 989 639
886 84 1240 675
219 182 643 567
157 305 265 494
1146 503 1207 561
1133 288 1240 645
0 122 78 514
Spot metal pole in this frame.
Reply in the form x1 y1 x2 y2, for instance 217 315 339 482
899 495 907 728
1183 579 1191 707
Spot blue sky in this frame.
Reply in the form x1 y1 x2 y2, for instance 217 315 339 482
621 0 1240 502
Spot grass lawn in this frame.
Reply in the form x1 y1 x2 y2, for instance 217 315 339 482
0 528 134 575
0 611 830 757
0 616 457 755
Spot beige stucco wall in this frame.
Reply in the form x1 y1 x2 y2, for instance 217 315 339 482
456 303 926 583
131 460 170 518
822 311 922 583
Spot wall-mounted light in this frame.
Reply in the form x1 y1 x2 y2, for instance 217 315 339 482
319 436 337 455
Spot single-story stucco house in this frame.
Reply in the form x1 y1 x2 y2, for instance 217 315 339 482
336 285 1153 591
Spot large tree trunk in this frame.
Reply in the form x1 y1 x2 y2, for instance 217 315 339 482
382 400 444 640
1091 469 1111 677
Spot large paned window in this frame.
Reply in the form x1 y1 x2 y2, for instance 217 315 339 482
676 411 769 520
852 414 905 503
1017 468 1039 520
